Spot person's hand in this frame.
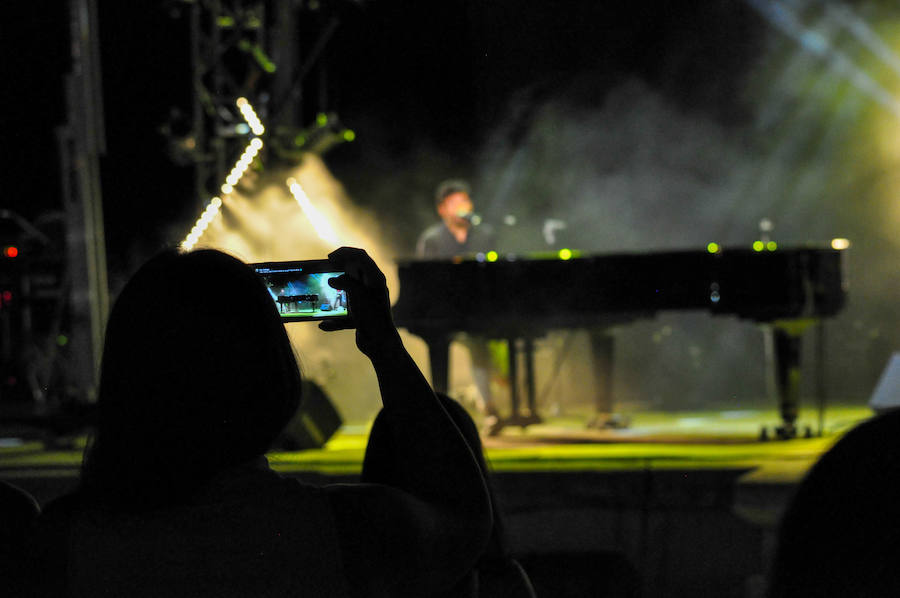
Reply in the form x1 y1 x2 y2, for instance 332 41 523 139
319 247 403 359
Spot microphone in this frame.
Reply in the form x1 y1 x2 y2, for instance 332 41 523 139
457 211 483 226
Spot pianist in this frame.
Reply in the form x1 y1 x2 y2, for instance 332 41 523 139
416 179 495 257
415 179 502 434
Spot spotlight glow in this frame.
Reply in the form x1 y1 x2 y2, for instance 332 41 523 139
286 177 339 245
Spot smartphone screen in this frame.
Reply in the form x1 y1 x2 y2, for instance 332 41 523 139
250 259 350 322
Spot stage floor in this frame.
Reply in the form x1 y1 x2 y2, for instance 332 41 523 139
0 405 871 481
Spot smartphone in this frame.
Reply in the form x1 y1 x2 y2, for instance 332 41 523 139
250 259 350 322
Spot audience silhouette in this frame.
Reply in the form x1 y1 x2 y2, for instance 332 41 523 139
1 480 40 595
769 408 900 597
22 247 492 597
363 392 537 597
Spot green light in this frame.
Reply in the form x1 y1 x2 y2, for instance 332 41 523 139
56 335 68 347
486 251 499 262
342 129 356 142
767 241 777 251
316 113 328 127
707 242 720 254
753 240 764 252
558 248 573 260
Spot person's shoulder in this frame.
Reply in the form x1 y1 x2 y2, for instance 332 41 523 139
418 222 446 242
416 223 448 258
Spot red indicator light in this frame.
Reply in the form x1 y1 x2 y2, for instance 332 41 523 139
3 246 18 258
1 290 11 303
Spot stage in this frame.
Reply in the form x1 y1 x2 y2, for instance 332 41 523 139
0 405 872 597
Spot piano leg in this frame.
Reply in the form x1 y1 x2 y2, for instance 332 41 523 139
508 337 520 420
493 337 543 433
587 330 628 429
773 326 801 439
425 333 451 395
523 337 539 420
767 321 816 440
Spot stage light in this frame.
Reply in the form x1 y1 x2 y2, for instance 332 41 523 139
767 241 778 251
181 196 224 251
707 242 720 254
486 251 499 262
236 98 265 136
831 238 851 250
286 178 339 245
183 101 266 250
558 248 573 260
753 240 765 252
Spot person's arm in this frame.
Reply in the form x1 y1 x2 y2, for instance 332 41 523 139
319 247 492 596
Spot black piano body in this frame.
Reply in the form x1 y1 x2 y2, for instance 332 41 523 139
276 294 319 313
392 247 847 438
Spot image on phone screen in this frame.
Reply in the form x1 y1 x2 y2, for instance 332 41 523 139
251 260 349 322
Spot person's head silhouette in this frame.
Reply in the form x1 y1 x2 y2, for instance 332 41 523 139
81 249 302 510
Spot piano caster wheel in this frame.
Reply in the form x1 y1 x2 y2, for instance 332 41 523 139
761 424 812 441
775 425 796 440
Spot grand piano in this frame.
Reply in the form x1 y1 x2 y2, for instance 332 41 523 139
392 246 847 438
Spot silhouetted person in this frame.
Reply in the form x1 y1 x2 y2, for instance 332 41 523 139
1 480 40 594
363 392 536 597
416 179 502 434
24 247 491 597
769 409 900 597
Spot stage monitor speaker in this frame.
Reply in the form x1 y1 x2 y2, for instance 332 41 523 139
869 352 900 414
274 381 343 450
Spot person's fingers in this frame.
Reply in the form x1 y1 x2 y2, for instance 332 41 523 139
327 274 349 289
328 247 384 288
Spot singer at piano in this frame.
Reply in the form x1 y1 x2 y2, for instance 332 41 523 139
415 179 503 434
415 179 495 256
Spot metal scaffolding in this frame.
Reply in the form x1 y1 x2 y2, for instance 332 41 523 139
183 0 343 212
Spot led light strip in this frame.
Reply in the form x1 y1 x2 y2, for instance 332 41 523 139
181 98 266 251
220 138 263 195
181 197 223 251
236 97 265 135
286 177 338 245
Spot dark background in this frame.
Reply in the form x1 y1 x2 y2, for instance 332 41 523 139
3 0 762 266
3 1 898 408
